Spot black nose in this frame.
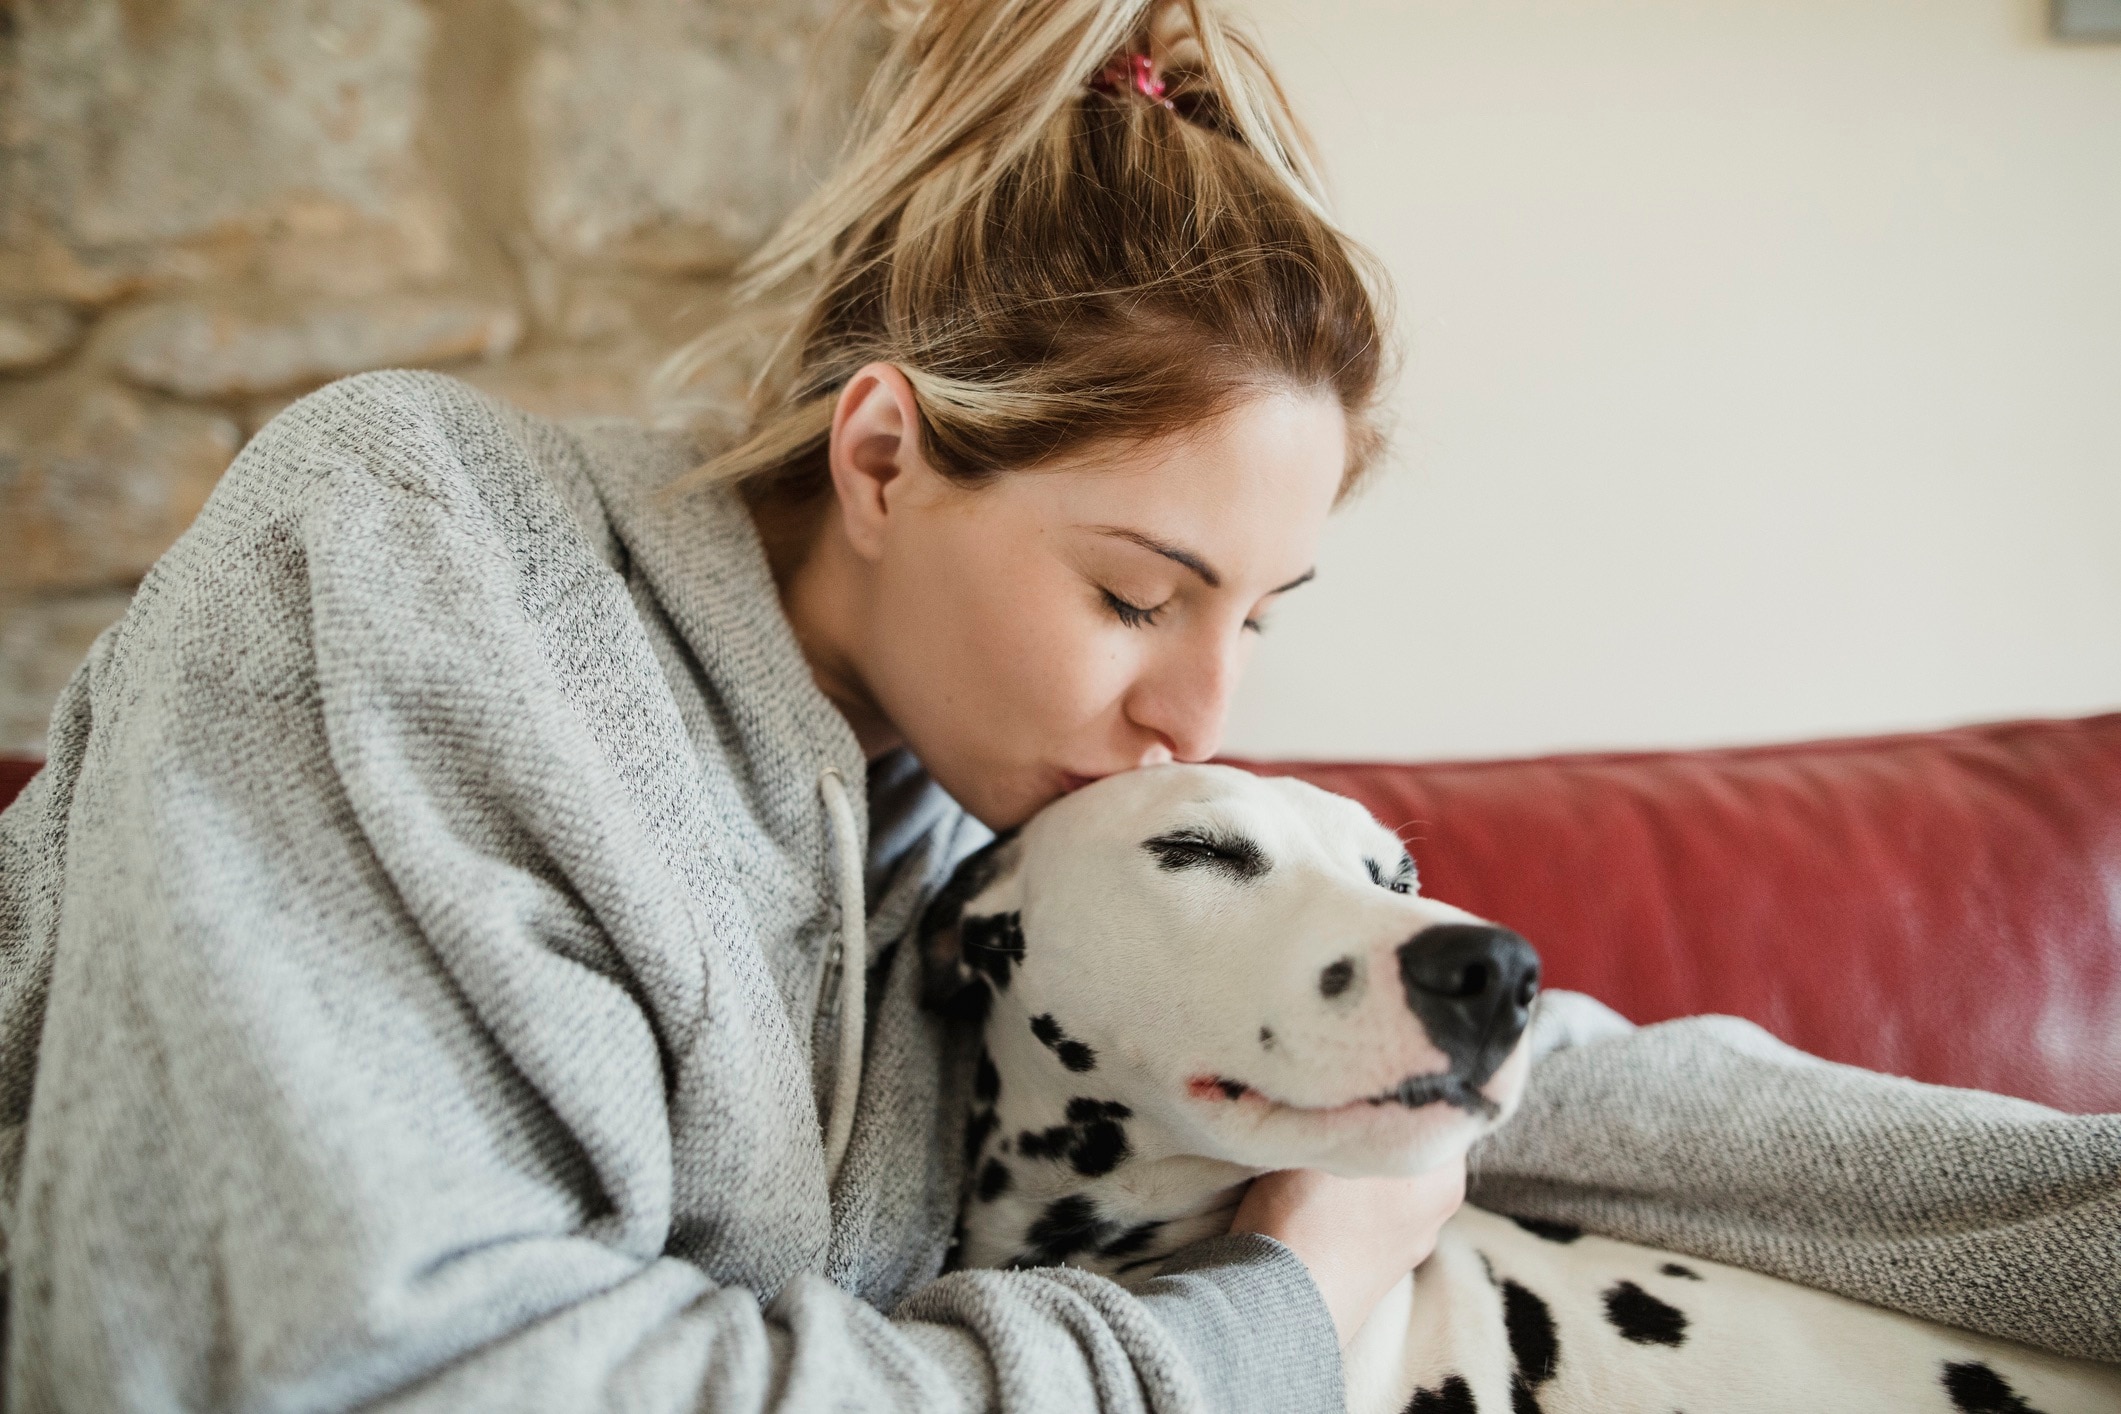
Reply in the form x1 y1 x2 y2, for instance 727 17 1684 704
1397 923 1541 1086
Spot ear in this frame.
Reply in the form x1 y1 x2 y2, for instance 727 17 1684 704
918 829 1024 1021
828 361 927 562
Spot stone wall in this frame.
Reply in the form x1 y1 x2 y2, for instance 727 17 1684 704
0 0 876 751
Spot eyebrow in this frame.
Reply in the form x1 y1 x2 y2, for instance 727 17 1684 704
1090 526 1317 596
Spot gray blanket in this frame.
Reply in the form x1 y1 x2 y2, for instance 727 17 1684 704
1473 993 2121 1362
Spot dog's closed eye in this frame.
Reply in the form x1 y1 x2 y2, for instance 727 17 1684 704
1365 854 1417 895
1142 828 1269 882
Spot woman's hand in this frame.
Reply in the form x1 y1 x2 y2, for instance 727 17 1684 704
1231 1156 1468 1347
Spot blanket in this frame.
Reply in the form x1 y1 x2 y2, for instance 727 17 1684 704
1466 994 2120 1363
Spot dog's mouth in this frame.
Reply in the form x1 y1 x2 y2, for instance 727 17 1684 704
1187 1070 1500 1121
1360 1071 1502 1119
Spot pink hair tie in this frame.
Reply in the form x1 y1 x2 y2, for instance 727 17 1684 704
1091 51 1177 111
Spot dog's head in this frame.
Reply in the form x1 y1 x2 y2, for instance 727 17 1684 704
921 763 1539 1178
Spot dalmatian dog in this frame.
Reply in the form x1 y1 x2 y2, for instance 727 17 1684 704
919 764 2121 1414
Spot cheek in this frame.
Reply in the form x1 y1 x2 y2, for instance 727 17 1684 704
871 514 1134 740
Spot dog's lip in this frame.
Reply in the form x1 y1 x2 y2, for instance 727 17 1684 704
1186 1071 1501 1121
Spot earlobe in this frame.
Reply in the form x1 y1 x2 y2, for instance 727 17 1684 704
829 362 924 561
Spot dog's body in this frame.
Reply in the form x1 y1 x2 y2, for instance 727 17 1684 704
922 765 2121 1414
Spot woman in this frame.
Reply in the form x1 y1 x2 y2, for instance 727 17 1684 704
0 2 1462 1408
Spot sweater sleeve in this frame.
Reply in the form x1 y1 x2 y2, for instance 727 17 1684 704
0 372 1345 1414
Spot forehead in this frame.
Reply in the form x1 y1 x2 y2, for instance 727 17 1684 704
983 391 1345 571
1033 764 1403 861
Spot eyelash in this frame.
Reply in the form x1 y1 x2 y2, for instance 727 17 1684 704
1101 589 1270 634
1101 589 1163 629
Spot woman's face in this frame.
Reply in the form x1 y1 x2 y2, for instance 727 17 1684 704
811 365 1348 830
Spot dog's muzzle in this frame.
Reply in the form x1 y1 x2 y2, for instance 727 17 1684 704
1397 924 1541 1088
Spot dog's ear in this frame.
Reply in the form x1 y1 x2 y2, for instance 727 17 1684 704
918 829 1024 1021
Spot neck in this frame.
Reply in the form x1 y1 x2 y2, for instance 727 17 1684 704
755 494 903 759
958 1013 1259 1282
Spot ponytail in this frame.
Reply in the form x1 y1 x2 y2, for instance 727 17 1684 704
658 0 1393 508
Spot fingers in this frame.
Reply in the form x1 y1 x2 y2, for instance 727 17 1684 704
1230 1163 1471 1346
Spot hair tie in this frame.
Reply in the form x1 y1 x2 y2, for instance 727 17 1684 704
1090 51 1177 112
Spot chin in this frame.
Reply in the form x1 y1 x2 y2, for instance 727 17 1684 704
909 752 1042 832
985 766 1113 831
1212 1093 1506 1177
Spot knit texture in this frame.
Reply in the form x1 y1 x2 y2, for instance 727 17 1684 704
0 370 1343 1413
1476 995 2121 1361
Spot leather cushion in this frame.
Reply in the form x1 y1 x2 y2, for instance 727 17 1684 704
9 715 2116 1111
1238 714 2121 1114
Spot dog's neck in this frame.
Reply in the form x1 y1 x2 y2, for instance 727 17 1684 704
954 1008 1260 1281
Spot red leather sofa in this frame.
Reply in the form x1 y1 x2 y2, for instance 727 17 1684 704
6 712 2116 1112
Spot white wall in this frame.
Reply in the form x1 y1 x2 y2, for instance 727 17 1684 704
1222 0 2121 762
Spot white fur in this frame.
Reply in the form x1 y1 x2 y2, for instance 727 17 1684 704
950 764 2121 1413
951 764 1529 1276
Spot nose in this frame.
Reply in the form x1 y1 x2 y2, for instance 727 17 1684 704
1397 924 1541 1086
1124 633 1239 764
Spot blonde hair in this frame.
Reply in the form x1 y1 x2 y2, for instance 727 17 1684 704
658 0 1394 511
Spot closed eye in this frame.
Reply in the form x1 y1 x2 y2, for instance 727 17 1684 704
1365 854 1417 894
1143 828 1269 882
1100 588 1165 629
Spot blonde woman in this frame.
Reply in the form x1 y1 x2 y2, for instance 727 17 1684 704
0 2 1460 1408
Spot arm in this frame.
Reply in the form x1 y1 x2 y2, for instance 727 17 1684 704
1 372 1344 1414
1467 997 2121 1363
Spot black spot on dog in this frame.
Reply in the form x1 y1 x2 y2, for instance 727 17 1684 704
964 1106 997 1166
1143 827 1269 881
917 830 1019 1016
1502 1279 1559 1382
942 983 992 1026
1030 1013 1098 1072
1403 1374 1477 1413
1510 1216 1583 1244
1319 958 1355 998
1602 1280 1688 1347
1500 1278 1559 1412
1216 1078 1247 1101
1259 1025 1276 1049
974 1048 1001 1105
1012 1194 1115 1266
1099 1220 1164 1260
977 1158 1012 1201
1018 1099 1134 1177
1659 1262 1701 1281
1067 1098 1132 1175
1942 1361 2045 1414
962 911 1026 991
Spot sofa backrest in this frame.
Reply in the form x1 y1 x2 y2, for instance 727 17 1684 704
1 757 36 815
1240 713 2121 1115
8 714 2117 1112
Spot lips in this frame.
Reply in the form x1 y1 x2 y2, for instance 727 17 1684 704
1362 1072 1500 1120
1187 1070 1500 1121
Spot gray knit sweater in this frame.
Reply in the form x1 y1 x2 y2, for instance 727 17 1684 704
0 370 1341 1412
